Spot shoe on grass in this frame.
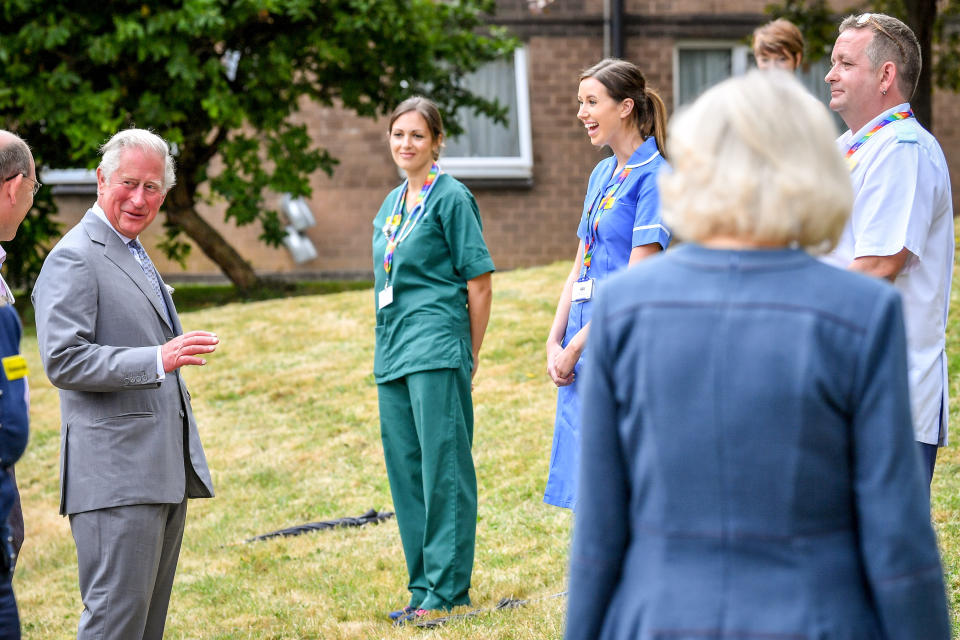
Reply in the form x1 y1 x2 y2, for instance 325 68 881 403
392 608 429 626
387 606 415 621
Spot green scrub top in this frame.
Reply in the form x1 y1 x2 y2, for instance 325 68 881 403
372 173 495 384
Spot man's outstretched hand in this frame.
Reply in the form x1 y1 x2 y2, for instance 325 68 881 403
162 331 219 373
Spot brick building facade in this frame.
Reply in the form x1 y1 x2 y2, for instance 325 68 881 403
49 0 960 282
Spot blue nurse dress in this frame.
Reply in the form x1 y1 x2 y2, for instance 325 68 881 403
544 136 670 509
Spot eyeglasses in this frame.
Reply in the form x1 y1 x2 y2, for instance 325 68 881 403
856 13 906 61
3 173 41 197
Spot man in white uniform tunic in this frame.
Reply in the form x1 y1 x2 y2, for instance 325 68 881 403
823 13 953 483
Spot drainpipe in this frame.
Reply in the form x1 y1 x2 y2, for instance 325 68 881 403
604 0 624 59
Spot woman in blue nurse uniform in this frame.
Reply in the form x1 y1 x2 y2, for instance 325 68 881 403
544 59 671 510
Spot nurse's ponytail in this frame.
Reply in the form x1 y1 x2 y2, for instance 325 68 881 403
643 87 668 160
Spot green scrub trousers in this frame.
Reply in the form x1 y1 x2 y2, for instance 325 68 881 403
378 364 475 611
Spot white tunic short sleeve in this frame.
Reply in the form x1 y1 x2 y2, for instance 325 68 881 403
824 104 954 446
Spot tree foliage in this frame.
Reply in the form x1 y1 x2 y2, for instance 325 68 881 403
933 2 960 92
764 0 837 63
0 0 516 290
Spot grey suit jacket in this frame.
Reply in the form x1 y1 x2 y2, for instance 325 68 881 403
33 210 214 516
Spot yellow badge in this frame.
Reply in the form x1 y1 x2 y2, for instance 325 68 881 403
2 355 28 380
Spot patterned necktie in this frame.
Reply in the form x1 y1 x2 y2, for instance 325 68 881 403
128 239 171 325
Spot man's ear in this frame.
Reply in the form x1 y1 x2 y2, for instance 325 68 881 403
880 60 898 95
1 175 20 206
95 166 107 197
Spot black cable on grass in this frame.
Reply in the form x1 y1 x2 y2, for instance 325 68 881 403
245 509 395 543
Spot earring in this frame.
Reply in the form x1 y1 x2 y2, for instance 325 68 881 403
882 89 887 96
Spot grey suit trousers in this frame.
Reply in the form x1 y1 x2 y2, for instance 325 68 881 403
70 499 187 640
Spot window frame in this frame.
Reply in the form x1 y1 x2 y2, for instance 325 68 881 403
441 47 534 183
673 40 844 131
40 168 98 195
672 40 751 111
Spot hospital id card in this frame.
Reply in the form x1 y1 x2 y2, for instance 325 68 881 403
571 278 594 303
378 285 394 309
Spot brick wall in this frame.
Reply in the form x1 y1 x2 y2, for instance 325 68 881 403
625 0 851 16
629 0 766 14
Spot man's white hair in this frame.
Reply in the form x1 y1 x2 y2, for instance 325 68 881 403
98 129 176 193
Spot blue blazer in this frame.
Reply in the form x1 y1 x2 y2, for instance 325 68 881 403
0 303 28 573
566 244 949 640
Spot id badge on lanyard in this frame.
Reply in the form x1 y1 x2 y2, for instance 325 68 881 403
378 285 394 309
576 163 632 304
571 277 594 303
379 164 441 309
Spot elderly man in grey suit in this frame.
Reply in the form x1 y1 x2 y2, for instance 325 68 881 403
32 129 220 640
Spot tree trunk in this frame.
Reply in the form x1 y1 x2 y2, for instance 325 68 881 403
164 183 262 292
904 0 937 129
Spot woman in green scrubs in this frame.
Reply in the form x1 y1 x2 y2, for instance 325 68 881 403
372 96 494 623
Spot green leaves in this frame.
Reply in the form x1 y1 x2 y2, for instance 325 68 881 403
765 0 838 62
0 0 515 288
934 3 960 92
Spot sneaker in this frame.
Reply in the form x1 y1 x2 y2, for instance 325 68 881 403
387 606 415 621
392 608 429 626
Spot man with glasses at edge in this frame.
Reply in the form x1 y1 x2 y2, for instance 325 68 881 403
0 130 37 639
823 13 953 488
0 134 40 583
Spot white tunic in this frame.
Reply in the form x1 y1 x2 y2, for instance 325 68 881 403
823 103 954 445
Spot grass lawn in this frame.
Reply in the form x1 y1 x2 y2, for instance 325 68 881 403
12 255 960 638
14 263 571 639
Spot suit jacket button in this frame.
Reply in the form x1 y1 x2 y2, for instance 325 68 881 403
179 409 185 418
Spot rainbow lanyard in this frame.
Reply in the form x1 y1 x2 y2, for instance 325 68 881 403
845 109 914 171
382 163 440 281
580 164 633 278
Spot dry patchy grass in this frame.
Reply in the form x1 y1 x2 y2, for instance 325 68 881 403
15 262 572 639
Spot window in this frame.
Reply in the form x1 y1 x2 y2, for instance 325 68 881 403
674 42 752 108
795 58 840 126
40 168 98 195
441 47 533 184
674 42 845 130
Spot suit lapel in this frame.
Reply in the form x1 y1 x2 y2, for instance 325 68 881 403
160 280 182 334
82 211 174 331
